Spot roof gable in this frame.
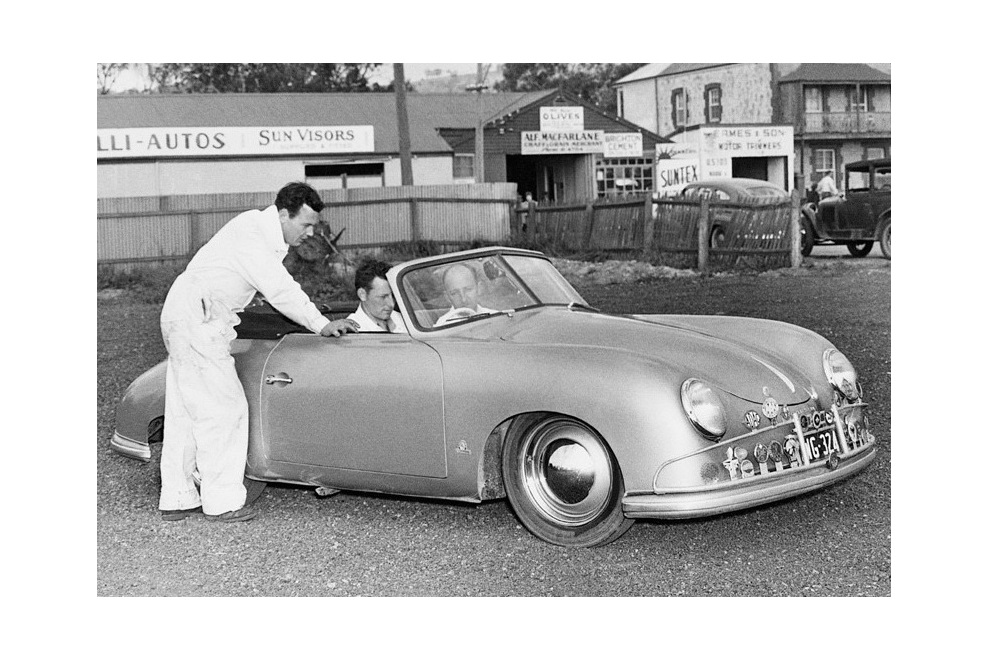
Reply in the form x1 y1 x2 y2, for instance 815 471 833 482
614 63 732 85
780 63 891 83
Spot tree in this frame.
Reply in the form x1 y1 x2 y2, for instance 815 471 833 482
146 63 383 93
495 63 644 114
97 63 129 95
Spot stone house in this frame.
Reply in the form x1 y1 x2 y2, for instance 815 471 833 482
613 63 891 193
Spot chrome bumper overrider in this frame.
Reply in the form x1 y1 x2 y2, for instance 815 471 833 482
110 431 151 462
623 442 875 519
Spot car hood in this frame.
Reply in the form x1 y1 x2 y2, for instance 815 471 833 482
498 308 816 404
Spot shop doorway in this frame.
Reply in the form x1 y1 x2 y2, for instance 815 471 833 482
731 157 768 181
731 156 790 190
506 155 541 200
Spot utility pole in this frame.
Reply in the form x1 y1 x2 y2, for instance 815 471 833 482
394 63 414 186
466 63 490 183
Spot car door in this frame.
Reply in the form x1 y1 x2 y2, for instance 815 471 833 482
838 166 877 236
260 332 448 478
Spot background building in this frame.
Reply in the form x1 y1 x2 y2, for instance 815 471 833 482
613 63 891 194
97 90 665 202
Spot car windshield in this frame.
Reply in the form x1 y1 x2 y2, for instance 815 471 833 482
399 253 588 330
847 168 871 192
747 186 787 199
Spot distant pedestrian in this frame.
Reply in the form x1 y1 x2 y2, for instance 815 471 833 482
817 172 838 199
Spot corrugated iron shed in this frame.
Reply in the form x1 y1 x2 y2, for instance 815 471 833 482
97 90 556 154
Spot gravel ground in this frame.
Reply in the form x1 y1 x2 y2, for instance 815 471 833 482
97 255 890 597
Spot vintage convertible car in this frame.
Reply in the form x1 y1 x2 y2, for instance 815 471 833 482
111 247 877 547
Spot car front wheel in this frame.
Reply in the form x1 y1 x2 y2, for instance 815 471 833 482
800 217 815 256
709 226 725 249
502 415 633 548
880 219 891 259
847 241 874 257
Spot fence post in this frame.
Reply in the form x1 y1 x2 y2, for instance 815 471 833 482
527 201 537 243
697 198 710 272
189 211 199 256
642 192 655 253
583 200 596 249
409 197 421 242
790 189 802 268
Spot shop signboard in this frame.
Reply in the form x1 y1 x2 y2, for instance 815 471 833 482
655 142 699 196
96 126 376 158
603 133 643 158
521 130 605 155
539 106 584 132
699 125 794 179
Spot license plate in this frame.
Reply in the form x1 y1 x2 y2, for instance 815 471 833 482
804 428 835 462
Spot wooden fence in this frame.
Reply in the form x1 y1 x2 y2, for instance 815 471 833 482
97 183 518 271
98 183 802 273
515 191 803 271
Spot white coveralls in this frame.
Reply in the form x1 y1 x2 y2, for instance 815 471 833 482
159 205 330 515
347 304 406 333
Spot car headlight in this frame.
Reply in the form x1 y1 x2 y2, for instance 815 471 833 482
680 379 727 440
823 349 859 400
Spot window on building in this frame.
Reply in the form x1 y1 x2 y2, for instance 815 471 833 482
305 162 385 189
865 146 886 160
705 84 722 123
805 87 822 113
671 88 687 128
595 157 655 197
453 154 474 179
617 89 625 117
849 86 870 112
814 148 836 175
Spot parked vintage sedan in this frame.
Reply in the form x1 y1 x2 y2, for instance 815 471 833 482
678 178 812 251
801 158 891 258
110 247 877 547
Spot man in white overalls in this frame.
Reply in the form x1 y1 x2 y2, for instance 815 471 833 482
158 182 357 523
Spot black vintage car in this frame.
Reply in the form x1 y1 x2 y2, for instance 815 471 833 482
801 158 891 259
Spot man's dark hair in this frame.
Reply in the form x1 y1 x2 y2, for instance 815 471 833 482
354 257 393 292
275 182 324 216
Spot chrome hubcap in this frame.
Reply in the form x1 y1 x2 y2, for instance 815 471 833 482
521 420 613 527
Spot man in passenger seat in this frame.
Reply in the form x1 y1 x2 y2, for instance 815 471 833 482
347 258 406 333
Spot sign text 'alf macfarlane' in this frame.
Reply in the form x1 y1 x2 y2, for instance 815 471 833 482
96 126 376 158
521 130 605 155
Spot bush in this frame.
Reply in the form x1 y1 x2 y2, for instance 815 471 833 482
98 264 183 304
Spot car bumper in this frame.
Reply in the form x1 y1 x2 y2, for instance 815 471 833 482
622 443 876 519
110 431 151 462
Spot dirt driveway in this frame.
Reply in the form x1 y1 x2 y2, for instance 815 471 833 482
97 256 890 596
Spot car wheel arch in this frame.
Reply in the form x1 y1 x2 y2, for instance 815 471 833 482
498 411 633 547
479 410 623 501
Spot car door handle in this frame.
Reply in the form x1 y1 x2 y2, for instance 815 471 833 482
265 374 293 385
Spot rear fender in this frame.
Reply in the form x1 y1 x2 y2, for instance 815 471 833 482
111 361 167 458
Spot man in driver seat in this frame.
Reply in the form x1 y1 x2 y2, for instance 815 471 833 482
435 263 496 326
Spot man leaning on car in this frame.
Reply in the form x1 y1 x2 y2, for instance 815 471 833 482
158 182 358 523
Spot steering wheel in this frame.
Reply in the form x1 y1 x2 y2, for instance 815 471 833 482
445 307 478 321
